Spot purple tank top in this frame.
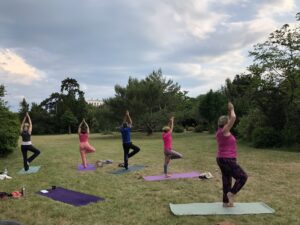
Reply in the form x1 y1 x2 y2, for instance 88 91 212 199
216 128 237 158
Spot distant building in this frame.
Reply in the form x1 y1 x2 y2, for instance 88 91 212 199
86 99 104 107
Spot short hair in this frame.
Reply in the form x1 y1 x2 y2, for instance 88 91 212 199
218 115 229 128
162 126 170 132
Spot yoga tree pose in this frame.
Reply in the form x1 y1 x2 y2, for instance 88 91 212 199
78 119 96 168
216 102 248 207
119 110 140 170
162 116 182 178
20 112 40 171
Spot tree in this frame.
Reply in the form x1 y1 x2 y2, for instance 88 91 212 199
105 70 185 134
61 110 78 134
0 85 19 156
198 90 227 132
38 78 87 134
18 98 30 120
0 85 5 109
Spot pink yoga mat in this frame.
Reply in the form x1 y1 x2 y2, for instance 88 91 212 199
77 164 96 171
143 171 200 181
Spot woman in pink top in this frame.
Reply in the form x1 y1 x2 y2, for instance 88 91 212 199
78 119 96 168
216 102 248 207
162 116 182 177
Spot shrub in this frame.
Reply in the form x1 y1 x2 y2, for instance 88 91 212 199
251 127 282 148
194 124 206 133
281 126 298 146
237 109 266 142
186 126 195 132
0 109 19 156
173 126 184 133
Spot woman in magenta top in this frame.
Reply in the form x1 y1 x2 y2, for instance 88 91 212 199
162 116 182 177
216 102 248 207
78 119 96 168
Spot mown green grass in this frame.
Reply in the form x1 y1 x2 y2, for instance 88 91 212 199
0 132 299 225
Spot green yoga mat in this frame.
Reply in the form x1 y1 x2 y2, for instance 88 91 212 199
170 202 275 215
110 165 145 174
18 166 41 174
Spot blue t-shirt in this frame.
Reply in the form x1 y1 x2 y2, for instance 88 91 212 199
120 127 131 143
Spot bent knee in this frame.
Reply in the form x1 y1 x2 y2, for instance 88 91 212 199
241 173 248 183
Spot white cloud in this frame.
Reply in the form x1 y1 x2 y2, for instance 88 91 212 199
138 0 229 50
174 49 248 96
0 49 44 85
81 83 115 100
257 0 296 18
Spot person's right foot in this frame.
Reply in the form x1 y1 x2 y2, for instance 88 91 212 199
223 202 234 207
227 192 235 206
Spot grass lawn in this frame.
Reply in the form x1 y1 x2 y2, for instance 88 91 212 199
0 132 299 225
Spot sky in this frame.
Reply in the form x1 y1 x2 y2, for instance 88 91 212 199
0 0 299 111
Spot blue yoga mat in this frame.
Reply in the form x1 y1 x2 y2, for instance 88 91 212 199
18 166 41 174
110 165 145 174
170 202 275 215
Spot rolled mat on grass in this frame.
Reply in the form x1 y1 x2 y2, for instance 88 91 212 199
170 202 275 215
37 187 105 207
18 166 41 175
143 171 200 181
77 164 96 171
0 221 22 225
110 165 145 175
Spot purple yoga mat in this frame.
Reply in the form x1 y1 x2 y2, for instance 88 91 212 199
143 171 200 181
37 187 104 207
77 164 96 171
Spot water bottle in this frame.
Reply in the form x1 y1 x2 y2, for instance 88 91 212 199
4 168 8 175
22 186 26 197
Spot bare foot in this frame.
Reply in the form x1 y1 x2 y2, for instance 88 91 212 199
165 174 171 178
227 192 235 206
223 202 234 207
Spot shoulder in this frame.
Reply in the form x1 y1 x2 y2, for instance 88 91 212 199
163 131 170 137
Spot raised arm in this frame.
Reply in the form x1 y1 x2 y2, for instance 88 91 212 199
20 116 27 133
124 110 132 127
26 112 33 134
83 119 90 134
168 116 174 133
223 102 236 135
78 120 84 134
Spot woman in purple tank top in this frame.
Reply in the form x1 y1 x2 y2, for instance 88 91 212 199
216 102 248 207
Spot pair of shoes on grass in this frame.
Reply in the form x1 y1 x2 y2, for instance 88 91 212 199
199 172 213 179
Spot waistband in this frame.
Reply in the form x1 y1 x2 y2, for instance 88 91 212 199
22 141 32 145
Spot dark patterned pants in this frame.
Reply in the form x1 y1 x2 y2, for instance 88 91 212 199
216 158 248 203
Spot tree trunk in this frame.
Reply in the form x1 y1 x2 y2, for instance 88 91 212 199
68 125 71 134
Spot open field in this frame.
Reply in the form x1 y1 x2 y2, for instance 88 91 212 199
0 132 299 225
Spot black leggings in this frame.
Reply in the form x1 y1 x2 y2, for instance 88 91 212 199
122 142 140 167
21 145 40 171
217 158 248 203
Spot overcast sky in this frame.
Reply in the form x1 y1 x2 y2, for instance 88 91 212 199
0 0 299 111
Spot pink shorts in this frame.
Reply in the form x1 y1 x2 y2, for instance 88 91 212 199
79 142 95 153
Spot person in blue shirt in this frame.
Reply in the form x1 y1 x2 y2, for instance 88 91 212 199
120 110 140 170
